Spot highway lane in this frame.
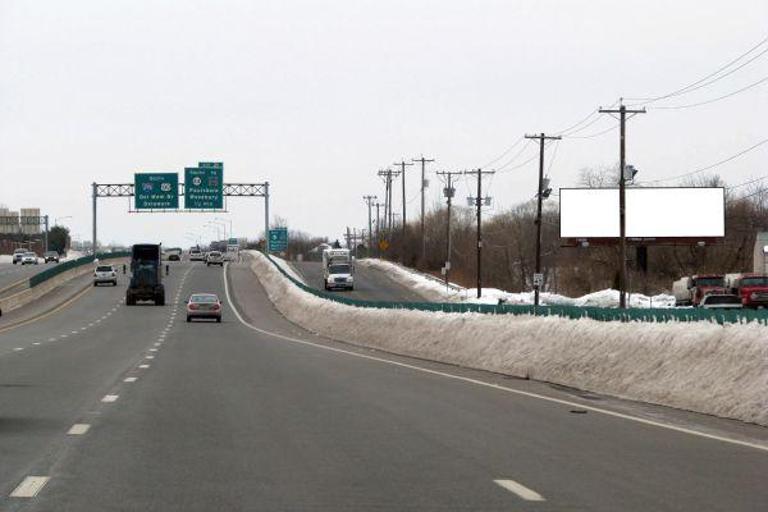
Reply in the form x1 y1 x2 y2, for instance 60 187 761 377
291 260 426 302
0 260 191 510
2 259 762 511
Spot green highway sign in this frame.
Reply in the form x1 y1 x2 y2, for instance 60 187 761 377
268 227 288 252
185 164 223 209
135 173 179 210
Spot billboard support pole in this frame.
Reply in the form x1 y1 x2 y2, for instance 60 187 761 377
92 182 97 255
525 132 561 306
264 182 270 253
600 100 646 309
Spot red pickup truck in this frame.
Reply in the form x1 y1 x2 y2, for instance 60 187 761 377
730 274 768 308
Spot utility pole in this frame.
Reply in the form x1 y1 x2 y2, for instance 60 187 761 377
599 99 646 309
377 169 400 233
525 133 561 306
465 169 495 299
375 202 381 257
436 171 462 288
393 160 414 246
363 195 376 257
412 155 434 264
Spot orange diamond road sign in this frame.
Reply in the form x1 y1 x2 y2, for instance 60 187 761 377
378 239 389 251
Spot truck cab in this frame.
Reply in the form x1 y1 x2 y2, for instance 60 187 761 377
673 274 726 306
731 274 768 308
126 244 165 305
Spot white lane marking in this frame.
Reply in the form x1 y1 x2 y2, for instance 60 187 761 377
67 424 91 435
124 377 138 383
71 331 78 334
14 347 24 351
60 334 68 338
145 355 155 359
139 364 150 369
222 263 768 454
154 342 161 346
10 476 50 498
101 394 119 403
48 338 56 342
149 348 158 352
494 479 545 501
33 342 41 345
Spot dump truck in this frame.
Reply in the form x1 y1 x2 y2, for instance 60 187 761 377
672 274 726 306
126 244 165 306
727 273 768 308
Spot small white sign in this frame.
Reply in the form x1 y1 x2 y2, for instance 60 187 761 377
533 273 544 286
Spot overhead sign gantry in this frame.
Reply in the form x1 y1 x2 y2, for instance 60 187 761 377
91 162 269 252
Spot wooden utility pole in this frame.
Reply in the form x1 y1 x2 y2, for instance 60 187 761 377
412 156 434 264
393 160 414 246
436 171 462 288
599 100 646 309
525 133 561 306
363 195 376 257
464 169 495 299
377 169 400 233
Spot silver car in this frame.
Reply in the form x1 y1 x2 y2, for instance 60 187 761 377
700 294 743 309
186 293 222 322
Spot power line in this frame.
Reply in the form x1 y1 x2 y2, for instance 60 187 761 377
640 137 768 184
653 73 768 110
626 33 768 104
728 174 768 190
481 137 524 168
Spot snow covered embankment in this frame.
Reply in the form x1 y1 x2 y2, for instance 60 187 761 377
358 258 676 307
248 251 768 426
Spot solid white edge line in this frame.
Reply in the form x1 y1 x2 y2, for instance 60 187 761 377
10 476 50 498
222 262 768 454
67 423 91 435
494 479 545 501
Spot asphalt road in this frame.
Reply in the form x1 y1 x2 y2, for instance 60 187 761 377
0 259 766 511
291 260 426 302
0 262 53 296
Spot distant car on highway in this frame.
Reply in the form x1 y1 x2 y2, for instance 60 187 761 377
186 293 222 322
206 251 224 266
21 252 38 265
12 248 27 264
44 251 60 263
93 264 118 286
700 293 743 309
167 248 182 261
189 248 205 261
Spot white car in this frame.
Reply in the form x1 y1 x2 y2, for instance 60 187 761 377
93 265 118 286
12 248 27 264
189 249 204 261
21 252 38 265
206 251 224 266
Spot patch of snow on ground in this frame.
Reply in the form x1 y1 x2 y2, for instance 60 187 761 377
248 250 768 426
360 258 676 308
266 254 307 285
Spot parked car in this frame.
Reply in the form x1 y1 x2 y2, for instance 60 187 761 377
93 264 118 286
206 251 224 266
44 251 60 263
700 294 743 309
186 293 222 322
12 248 27 264
21 252 38 265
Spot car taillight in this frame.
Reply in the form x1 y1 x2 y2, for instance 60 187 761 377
212 304 220 310
189 304 199 310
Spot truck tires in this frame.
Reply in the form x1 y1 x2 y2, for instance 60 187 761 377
126 292 135 306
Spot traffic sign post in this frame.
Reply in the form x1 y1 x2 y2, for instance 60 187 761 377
269 227 288 252
134 173 179 210
185 163 223 210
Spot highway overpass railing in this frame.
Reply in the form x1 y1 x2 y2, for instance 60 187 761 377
264 254 768 326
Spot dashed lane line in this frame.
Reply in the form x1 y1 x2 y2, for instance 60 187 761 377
9 476 50 498
124 377 138 383
101 394 119 403
139 364 150 369
67 424 91 435
494 479 546 502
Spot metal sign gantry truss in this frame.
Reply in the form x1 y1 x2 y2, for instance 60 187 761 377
91 181 269 252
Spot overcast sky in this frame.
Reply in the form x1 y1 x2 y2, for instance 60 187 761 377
1 0 766 247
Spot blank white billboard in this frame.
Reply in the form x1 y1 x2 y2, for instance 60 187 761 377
560 187 725 239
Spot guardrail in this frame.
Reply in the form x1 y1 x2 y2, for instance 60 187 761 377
29 251 131 288
264 254 768 325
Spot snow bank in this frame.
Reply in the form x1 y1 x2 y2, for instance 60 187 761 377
247 250 768 426
360 258 676 308
0 255 13 264
268 255 307 285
